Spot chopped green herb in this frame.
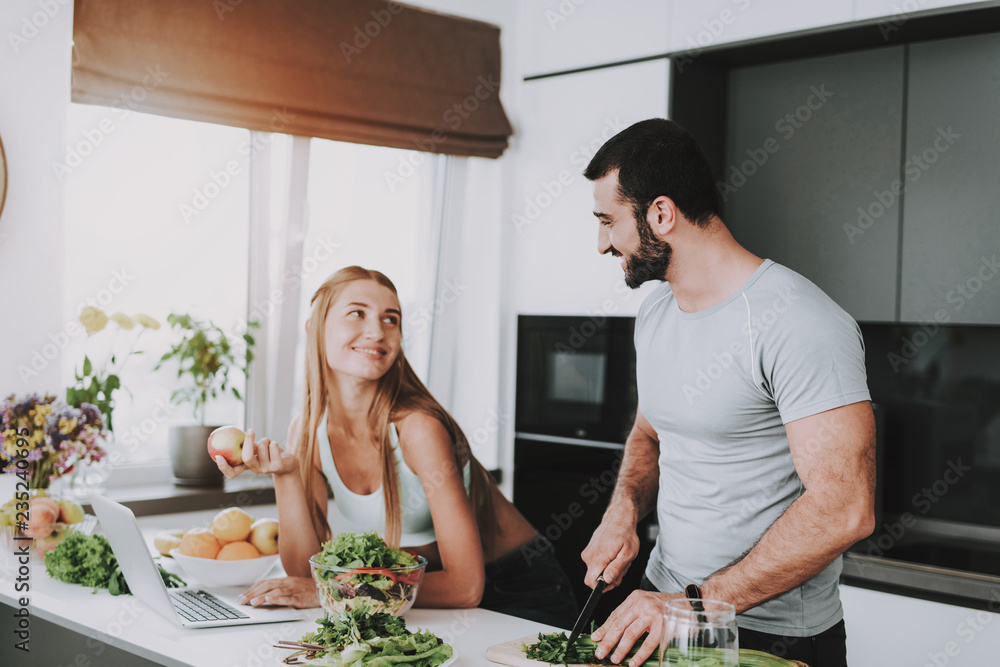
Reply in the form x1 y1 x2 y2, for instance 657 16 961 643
523 631 797 666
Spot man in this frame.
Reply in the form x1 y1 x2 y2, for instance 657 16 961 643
579 118 875 667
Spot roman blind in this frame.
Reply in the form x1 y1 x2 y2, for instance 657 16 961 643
71 0 512 158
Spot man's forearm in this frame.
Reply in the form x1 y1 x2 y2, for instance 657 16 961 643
702 489 870 613
606 428 660 525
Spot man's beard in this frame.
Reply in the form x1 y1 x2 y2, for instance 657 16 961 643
623 214 672 289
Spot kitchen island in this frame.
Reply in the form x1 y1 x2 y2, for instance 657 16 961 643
0 504 559 666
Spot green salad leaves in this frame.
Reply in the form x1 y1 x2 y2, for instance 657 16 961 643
318 532 418 569
313 532 424 616
281 605 453 667
44 531 184 595
523 631 790 666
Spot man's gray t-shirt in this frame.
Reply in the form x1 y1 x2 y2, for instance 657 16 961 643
636 259 870 636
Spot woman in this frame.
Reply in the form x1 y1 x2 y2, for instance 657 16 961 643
217 266 578 627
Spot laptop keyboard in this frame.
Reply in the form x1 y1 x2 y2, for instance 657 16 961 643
170 589 250 623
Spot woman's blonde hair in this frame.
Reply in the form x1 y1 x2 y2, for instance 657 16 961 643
298 266 498 552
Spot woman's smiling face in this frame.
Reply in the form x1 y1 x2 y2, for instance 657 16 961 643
323 279 402 381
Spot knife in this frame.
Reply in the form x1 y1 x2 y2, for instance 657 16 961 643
566 575 606 654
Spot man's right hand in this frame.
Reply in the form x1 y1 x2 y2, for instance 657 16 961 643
582 509 640 590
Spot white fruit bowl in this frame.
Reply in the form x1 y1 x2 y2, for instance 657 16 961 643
170 549 279 587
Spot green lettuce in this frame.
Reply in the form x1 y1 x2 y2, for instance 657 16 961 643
317 531 418 569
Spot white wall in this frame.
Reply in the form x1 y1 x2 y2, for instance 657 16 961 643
0 0 72 394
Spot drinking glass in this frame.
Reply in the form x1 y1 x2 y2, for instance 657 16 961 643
659 598 739 667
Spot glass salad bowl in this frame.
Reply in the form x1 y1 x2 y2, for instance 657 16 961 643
309 554 427 617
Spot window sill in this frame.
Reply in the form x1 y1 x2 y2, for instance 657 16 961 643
81 472 275 517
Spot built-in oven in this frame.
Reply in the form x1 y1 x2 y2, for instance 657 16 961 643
515 314 638 444
513 315 656 624
844 323 1000 610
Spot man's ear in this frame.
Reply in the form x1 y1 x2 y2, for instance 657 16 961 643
647 196 678 236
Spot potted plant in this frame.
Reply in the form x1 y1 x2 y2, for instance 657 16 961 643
66 307 161 435
155 314 259 486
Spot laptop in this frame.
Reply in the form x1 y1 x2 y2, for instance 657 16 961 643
90 494 307 628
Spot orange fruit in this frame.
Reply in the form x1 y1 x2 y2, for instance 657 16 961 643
179 528 222 559
216 541 261 560
211 507 253 543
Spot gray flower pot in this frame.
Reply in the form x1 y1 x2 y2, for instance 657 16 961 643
168 424 224 487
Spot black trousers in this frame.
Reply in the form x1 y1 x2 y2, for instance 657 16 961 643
478 537 580 630
640 575 848 667
739 620 847 667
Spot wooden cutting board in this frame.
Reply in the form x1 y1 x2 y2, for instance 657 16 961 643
485 635 586 667
485 635 810 667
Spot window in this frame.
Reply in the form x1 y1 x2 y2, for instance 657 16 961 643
63 106 445 472
289 138 443 413
63 105 250 463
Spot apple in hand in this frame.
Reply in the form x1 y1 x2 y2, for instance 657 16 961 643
208 425 246 466
248 518 279 555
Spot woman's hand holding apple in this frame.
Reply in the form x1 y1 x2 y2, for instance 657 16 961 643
215 429 298 479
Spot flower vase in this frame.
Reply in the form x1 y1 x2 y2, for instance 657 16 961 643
58 460 110 499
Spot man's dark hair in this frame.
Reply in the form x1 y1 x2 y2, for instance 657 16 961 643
583 118 721 227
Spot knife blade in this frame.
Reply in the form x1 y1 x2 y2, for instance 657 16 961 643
566 575 606 654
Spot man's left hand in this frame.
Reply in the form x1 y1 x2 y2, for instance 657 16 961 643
592 590 685 666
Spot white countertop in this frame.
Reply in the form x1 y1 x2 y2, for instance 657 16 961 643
0 505 557 667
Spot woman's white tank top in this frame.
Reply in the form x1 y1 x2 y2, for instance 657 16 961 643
316 411 471 546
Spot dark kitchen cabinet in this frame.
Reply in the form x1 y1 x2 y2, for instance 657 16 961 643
722 45 905 322
513 436 658 627
899 33 1000 325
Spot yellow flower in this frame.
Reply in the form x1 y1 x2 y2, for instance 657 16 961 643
135 313 161 330
110 312 136 330
80 307 109 334
58 417 78 435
